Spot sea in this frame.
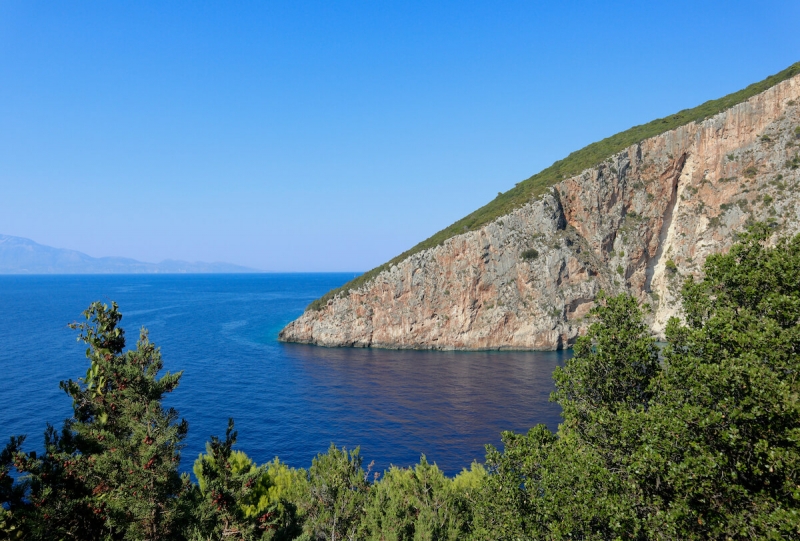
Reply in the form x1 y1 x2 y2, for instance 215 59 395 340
0 274 568 476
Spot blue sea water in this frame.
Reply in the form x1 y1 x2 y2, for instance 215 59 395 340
0 274 567 476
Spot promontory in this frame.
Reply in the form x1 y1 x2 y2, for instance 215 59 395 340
280 62 800 350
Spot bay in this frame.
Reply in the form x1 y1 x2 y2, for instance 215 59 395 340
0 274 566 476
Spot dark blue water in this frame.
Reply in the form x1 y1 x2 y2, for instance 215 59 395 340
0 274 566 476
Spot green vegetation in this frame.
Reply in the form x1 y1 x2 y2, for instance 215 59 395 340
308 62 800 311
520 248 539 261
3 224 800 539
7 302 190 540
475 226 800 538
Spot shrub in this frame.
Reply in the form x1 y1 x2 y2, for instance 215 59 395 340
665 259 678 273
361 458 480 540
296 445 370 541
521 248 539 261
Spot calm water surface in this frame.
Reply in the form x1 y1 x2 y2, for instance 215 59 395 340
0 274 567 475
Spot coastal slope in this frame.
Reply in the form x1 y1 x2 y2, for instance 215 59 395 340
280 68 800 349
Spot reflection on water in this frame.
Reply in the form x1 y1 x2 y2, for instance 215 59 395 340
284 345 569 473
280 345 568 473
0 274 569 476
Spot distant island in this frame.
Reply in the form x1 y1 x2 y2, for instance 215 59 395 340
0 235 262 274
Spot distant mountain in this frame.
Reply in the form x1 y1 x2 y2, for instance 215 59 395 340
0 235 262 274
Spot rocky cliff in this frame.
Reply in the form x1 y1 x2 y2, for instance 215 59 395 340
280 72 800 350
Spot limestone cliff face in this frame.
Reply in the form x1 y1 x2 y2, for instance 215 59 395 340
280 75 800 350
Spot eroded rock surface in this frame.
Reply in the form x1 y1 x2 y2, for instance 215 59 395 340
280 75 800 349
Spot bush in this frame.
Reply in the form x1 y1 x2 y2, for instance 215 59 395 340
296 444 370 541
361 458 480 540
192 424 304 540
520 248 539 261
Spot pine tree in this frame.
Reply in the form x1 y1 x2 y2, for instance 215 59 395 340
191 419 277 540
13 301 190 540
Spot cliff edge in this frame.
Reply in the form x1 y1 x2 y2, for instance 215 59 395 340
280 67 800 350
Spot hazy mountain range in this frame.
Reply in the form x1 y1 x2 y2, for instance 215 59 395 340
0 235 262 274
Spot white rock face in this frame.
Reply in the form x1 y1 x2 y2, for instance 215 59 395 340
280 74 800 349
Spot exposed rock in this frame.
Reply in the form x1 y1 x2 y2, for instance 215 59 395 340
280 74 800 349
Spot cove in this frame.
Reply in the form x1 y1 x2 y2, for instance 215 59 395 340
0 274 567 476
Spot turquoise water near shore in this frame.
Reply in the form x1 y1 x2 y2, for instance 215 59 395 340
0 274 567 475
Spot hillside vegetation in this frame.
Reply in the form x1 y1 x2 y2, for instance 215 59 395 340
308 61 800 311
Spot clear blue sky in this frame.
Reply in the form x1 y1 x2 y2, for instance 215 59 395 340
1 1 798 271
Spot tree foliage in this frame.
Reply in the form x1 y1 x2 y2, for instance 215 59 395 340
2 223 799 539
646 224 800 538
360 457 482 540
6 302 191 540
475 223 800 540
293 444 370 541
190 419 304 540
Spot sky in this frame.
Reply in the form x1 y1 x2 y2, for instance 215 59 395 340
1 1 799 271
